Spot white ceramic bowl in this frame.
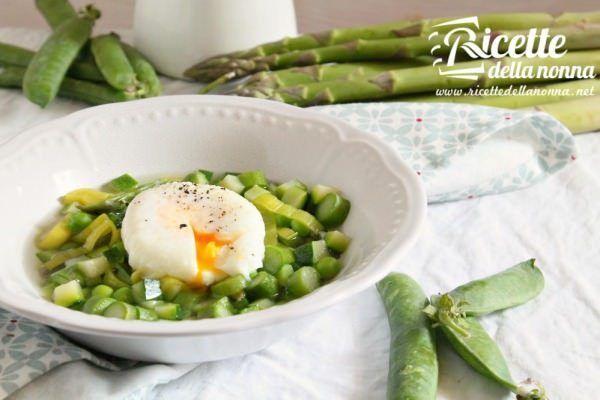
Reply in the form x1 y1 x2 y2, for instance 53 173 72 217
0 95 426 363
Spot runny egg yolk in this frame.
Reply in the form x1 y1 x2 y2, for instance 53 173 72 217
192 230 230 286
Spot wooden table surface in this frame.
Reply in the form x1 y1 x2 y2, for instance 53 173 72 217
0 0 597 32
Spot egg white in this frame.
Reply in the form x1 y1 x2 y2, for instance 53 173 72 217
121 182 265 285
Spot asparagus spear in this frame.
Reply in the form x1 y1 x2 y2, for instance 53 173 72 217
190 24 600 83
529 95 600 133
189 11 600 74
400 79 600 108
241 50 600 106
226 59 432 96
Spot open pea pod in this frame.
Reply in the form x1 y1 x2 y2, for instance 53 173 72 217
431 259 544 317
437 309 547 400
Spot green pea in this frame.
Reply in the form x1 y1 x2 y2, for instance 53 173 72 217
91 34 140 93
377 273 438 400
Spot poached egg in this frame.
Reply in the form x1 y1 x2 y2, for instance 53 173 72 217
121 182 265 286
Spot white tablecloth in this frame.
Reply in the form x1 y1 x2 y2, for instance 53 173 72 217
2 27 599 400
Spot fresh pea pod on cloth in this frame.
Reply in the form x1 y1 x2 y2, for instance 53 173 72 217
22 6 99 107
377 273 438 400
91 34 144 96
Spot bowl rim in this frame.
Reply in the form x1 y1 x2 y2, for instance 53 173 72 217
0 95 427 337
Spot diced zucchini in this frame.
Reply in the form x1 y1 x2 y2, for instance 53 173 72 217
53 280 85 307
91 284 114 298
294 240 328 266
136 307 159 321
240 298 275 314
131 279 163 305
238 170 268 189
288 267 320 298
310 184 339 204
211 274 247 298
218 174 245 194
173 290 205 318
103 242 127 264
112 287 134 303
263 245 295 274
83 295 117 315
232 297 250 310
74 256 110 279
281 186 308 209
277 227 303 247
160 276 187 301
195 297 235 319
113 264 132 284
246 271 278 300
184 170 212 185
275 180 307 198
275 215 291 228
314 256 342 280
324 230 351 253
109 174 138 192
154 303 183 320
103 301 138 320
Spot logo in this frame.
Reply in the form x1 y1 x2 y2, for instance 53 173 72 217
428 17 596 81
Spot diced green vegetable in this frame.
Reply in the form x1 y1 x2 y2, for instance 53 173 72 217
275 215 291 227
36 250 56 263
246 271 278 300
160 276 187 301
83 295 117 315
53 280 85 307
310 184 339 204
240 298 275 314
184 170 210 185
136 306 159 321
211 274 247 298
103 301 138 319
103 242 126 264
82 287 92 300
277 227 303 247
315 193 351 228
74 256 110 279
290 219 311 237
113 264 132 284
263 245 295 274
245 186 323 234
132 279 162 304
232 297 250 310
102 268 129 289
41 283 57 300
107 210 125 228
276 180 307 198
218 174 245 194
325 230 351 253
66 211 93 234
173 290 205 318
91 284 114 298
276 264 294 288
294 240 328 265
154 302 183 320
315 256 342 280
281 186 308 209
49 265 85 286
238 170 268 189
288 267 320 298
109 173 138 192
260 209 278 246
112 287 134 303
195 297 235 318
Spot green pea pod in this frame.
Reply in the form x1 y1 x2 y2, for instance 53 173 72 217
22 8 98 107
429 259 544 318
2 65 134 105
35 0 78 30
438 311 547 400
91 34 142 94
122 43 162 97
377 273 438 400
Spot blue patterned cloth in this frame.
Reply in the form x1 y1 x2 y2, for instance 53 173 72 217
0 102 576 398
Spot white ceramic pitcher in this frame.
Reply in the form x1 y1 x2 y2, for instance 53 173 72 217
133 0 298 79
